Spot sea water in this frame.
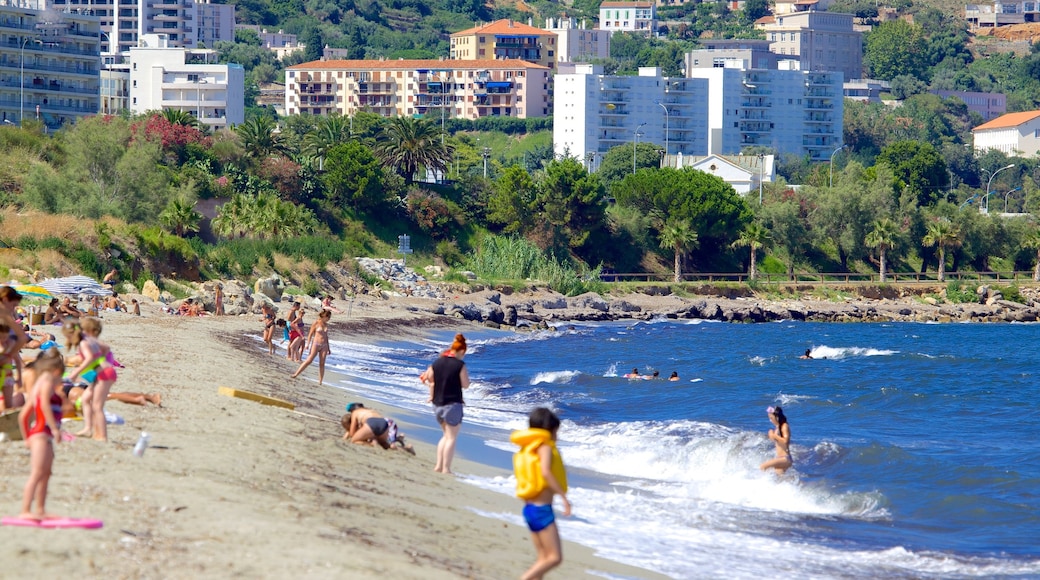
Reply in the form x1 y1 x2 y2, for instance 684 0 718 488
318 320 1040 579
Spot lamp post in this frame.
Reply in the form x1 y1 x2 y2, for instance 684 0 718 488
481 146 491 178
983 163 1015 214
20 37 42 124
1004 186 1022 214
828 144 845 188
633 122 646 175
655 101 669 165
757 153 765 205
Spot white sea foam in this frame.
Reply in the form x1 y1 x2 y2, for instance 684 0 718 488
810 345 898 360
531 370 581 385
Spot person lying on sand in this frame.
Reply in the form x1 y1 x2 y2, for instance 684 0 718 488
342 403 414 454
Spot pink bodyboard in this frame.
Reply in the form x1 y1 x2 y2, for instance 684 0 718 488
2 516 103 529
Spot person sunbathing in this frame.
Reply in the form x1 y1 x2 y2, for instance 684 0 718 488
58 297 81 319
103 294 126 312
43 299 61 324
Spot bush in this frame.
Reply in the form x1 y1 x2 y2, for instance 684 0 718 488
300 277 321 296
994 284 1025 304
436 240 464 267
945 281 977 303
468 235 605 296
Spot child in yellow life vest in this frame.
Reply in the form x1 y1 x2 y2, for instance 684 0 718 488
510 407 571 580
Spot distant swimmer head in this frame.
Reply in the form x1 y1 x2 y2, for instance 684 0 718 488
669 371 678 379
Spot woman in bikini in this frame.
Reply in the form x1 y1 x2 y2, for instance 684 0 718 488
63 317 118 442
260 304 276 354
760 405 792 475
291 309 331 385
43 298 61 324
288 305 306 363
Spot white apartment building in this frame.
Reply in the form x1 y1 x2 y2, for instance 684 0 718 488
756 11 862 81
687 62 843 161
972 110 1040 156
966 1 1040 29
544 17 610 63
554 65 710 162
48 0 235 53
237 25 304 59
128 34 244 129
0 0 100 128
598 1 656 36
285 59 551 119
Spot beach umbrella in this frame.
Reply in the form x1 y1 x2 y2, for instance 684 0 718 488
38 275 112 297
12 284 53 299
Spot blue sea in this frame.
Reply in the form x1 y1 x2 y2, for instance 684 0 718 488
316 319 1040 579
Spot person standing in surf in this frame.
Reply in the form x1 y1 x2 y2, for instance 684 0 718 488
291 309 331 385
760 406 792 475
421 334 469 474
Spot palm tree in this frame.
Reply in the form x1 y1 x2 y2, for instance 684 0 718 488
374 117 453 183
304 114 351 160
236 115 288 159
731 222 772 281
658 219 698 283
1024 229 1040 281
162 108 200 129
922 218 961 282
158 197 202 237
865 218 899 283
212 194 249 239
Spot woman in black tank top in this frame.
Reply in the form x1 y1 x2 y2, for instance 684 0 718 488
421 334 469 474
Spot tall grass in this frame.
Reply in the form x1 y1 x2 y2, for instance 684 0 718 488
206 236 356 278
468 235 604 296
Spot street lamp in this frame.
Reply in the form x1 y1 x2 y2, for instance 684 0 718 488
758 153 765 205
633 122 646 175
655 101 669 165
20 37 42 124
983 163 1015 214
481 146 491 178
1004 186 1023 213
828 144 845 188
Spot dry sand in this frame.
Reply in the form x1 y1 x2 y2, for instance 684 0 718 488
0 301 666 580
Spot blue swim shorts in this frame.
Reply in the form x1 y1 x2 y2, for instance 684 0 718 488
522 503 556 533
434 403 464 427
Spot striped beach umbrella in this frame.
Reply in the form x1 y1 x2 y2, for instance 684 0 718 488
38 275 113 297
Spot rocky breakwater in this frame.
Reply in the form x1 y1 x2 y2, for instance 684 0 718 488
355 258 446 300
416 284 1040 329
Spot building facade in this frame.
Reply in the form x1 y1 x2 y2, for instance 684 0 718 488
128 34 244 128
0 0 100 128
931 89 1006 121
49 0 236 53
662 153 775 195
965 1 1040 29
687 62 844 161
285 59 551 119
553 65 710 162
756 10 862 81
543 17 609 63
450 20 557 71
598 1 656 35
685 39 779 71
972 110 1040 156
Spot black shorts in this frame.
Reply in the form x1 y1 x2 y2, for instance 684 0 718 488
366 417 389 437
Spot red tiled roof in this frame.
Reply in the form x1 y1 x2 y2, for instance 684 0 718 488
451 19 555 37
755 15 776 24
973 110 1040 131
288 58 549 71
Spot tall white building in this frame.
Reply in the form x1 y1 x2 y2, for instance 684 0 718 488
687 62 843 161
0 0 101 129
554 65 710 163
48 0 235 53
544 17 610 63
128 34 243 129
598 1 656 36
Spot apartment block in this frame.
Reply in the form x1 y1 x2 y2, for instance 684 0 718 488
687 63 843 161
965 1 1040 29
931 89 1006 121
544 17 610 63
49 0 235 53
450 19 557 71
553 65 710 163
0 0 100 128
598 1 656 36
685 39 779 71
756 11 862 80
285 59 551 119
128 34 244 129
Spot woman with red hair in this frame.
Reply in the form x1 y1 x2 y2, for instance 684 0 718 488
421 334 469 474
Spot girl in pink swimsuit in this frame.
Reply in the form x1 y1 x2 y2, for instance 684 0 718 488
17 348 63 521
64 317 118 442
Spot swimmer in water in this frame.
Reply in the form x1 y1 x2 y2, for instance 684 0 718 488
800 349 812 359
623 368 640 379
760 406 792 475
668 371 679 381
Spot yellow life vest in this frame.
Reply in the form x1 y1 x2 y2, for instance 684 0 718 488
510 427 568 500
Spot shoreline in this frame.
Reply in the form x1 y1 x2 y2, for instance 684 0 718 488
0 303 666 579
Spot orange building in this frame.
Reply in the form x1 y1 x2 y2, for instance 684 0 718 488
285 59 551 119
450 19 558 71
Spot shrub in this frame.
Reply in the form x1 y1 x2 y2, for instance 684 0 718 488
436 240 464 267
300 277 321 296
994 284 1025 304
468 235 605 296
945 281 977 304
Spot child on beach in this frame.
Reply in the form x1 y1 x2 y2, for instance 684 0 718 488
341 403 414 454
511 407 571 580
17 348 63 521
63 317 118 442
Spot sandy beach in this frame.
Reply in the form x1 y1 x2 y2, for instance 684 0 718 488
0 299 666 580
